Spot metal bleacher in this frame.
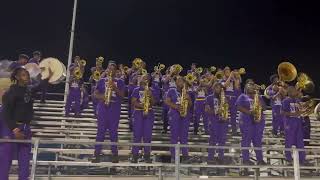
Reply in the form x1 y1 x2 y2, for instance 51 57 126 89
7 92 320 180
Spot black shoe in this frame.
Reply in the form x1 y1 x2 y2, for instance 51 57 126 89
161 129 167 134
144 154 152 163
181 156 190 164
257 160 267 165
131 155 138 163
112 155 119 163
207 160 215 165
40 100 46 104
243 160 254 166
91 154 102 163
193 130 198 135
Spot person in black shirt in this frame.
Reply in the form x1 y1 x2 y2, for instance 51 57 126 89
0 67 50 180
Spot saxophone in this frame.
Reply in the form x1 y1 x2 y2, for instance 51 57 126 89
253 89 262 123
180 84 188 117
143 83 150 115
104 72 113 105
219 89 229 121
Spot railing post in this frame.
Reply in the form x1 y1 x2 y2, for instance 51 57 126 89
158 167 163 180
292 147 300 180
175 144 180 180
30 138 40 180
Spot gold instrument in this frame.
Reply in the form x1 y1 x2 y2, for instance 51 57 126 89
238 68 246 75
78 59 86 67
143 82 150 115
215 70 224 80
277 62 297 82
295 73 315 93
123 66 129 73
219 88 229 121
299 99 318 117
196 67 203 74
171 64 183 74
154 63 166 72
133 58 143 69
252 84 265 123
185 73 196 85
92 70 101 81
180 84 188 117
73 66 83 80
210 66 217 73
141 69 148 75
104 72 113 105
96 56 104 64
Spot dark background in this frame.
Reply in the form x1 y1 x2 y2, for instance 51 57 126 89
0 0 319 94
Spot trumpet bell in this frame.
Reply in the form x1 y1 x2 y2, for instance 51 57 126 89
277 62 297 82
296 73 315 93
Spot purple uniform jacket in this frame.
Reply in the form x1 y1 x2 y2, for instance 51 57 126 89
131 86 156 108
28 58 40 65
205 94 220 118
281 97 301 120
236 94 266 130
95 77 125 105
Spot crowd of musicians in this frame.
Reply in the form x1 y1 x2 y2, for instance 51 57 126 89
0 51 317 179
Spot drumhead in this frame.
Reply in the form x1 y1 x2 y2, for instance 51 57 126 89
40 58 64 83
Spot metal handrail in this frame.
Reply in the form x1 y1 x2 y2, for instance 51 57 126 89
1 138 312 180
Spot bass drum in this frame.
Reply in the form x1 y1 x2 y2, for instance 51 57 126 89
51 62 66 85
24 63 41 79
39 58 66 84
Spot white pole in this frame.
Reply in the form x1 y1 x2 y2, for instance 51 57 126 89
64 0 78 102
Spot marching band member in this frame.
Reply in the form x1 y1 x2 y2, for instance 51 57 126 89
65 57 84 117
80 84 90 112
89 57 104 117
131 74 156 163
221 67 241 135
28 51 41 64
127 58 143 131
194 78 208 135
281 86 306 164
165 76 192 163
9 54 29 71
92 61 125 163
28 51 48 103
266 80 287 136
0 67 51 180
236 80 266 165
206 82 229 164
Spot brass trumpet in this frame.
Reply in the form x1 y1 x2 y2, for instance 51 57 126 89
92 70 101 81
133 58 143 69
296 73 315 93
154 63 165 73
96 56 104 64
79 59 86 67
196 67 203 74
209 66 217 73
143 82 150 115
215 70 224 80
185 73 196 85
73 67 83 79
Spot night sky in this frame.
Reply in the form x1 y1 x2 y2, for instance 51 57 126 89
0 0 319 93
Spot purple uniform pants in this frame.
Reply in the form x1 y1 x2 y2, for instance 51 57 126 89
194 100 208 134
91 86 98 116
285 119 305 163
169 111 190 158
0 122 31 180
240 123 264 162
272 105 284 135
65 87 81 116
94 102 121 156
132 110 154 156
208 116 228 161
227 96 237 134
